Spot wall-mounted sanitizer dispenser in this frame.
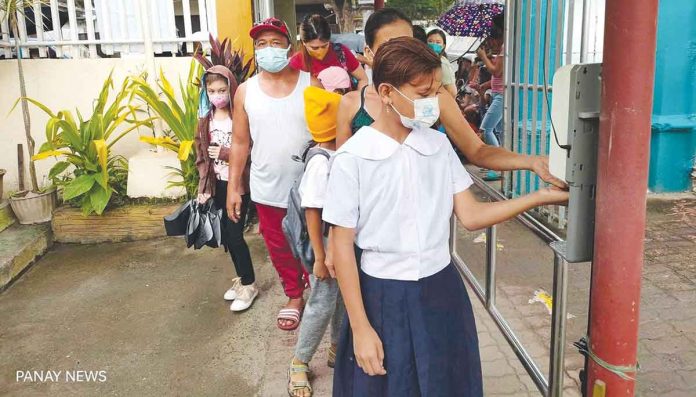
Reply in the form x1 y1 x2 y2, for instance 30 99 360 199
549 63 602 263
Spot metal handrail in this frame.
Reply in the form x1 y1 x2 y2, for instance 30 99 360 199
451 173 570 397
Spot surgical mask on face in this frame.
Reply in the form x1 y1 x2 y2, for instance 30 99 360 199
208 93 230 109
306 44 329 60
389 86 440 129
428 43 444 54
255 46 291 73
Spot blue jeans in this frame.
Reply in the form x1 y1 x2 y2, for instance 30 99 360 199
481 93 504 147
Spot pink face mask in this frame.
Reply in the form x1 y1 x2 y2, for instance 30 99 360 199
209 93 230 109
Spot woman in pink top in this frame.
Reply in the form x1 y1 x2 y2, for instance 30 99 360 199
289 14 369 90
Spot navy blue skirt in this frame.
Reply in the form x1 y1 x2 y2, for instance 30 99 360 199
333 263 483 397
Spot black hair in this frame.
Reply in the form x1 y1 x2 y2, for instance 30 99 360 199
364 8 412 48
299 14 332 74
489 24 504 41
299 14 331 42
427 29 447 46
426 28 447 58
412 25 427 43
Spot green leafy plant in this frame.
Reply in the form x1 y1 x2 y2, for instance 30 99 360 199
21 73 154 215
130 59 203 199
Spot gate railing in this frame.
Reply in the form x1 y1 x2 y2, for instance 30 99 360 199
451 172 571 397
502 0 604 229
0 0 217 59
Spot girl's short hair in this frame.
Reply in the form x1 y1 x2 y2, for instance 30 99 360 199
372 37 441 90
205 73 228 86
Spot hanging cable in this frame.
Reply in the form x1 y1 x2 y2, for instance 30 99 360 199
541 4 571 151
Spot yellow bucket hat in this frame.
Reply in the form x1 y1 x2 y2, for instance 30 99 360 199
304 86 342 143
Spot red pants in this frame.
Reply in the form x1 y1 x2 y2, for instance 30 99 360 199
256 203 309 299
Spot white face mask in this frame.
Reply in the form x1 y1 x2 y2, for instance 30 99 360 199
389 86 440 129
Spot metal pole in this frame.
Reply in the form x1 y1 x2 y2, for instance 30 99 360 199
587 0 659 395
260 0 275 19
137 0 164 147
485 226 497 309
549 242 569 397
579 0 590 63
502 0 515 196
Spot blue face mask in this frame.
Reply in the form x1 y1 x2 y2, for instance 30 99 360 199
428 43 444 54
256 46 291 73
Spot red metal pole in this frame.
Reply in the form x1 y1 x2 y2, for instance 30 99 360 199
374 0 384 10
587 1 659 396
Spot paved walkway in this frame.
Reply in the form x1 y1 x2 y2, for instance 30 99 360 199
0 195 694 396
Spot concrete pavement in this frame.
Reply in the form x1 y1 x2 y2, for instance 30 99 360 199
0 195 694 396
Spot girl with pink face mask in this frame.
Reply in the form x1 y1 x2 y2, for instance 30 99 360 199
195 65 258 313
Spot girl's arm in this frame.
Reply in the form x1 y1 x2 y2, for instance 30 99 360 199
305 208 328 278
351 65 369 90
336 92 360 148
454 187 568 231
438 92 566 188
333 226 386 376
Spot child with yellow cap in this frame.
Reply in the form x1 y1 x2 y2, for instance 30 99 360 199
287 86 344 397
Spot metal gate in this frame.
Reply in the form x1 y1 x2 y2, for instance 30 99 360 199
502 0 604 228
452 0 605 396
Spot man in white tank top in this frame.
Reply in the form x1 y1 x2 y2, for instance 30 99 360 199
227 18 323 331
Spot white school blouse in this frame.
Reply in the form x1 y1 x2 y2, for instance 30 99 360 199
322 126 473 281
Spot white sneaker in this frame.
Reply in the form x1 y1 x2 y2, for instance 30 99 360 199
230 283 258 312
224 277 243 301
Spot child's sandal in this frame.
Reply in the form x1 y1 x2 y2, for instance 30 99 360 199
287 361 313 397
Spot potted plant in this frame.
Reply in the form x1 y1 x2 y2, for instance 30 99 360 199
2 0 54 223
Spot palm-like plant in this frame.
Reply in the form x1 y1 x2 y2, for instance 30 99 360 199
24 73 155 215
130 59 203 199
193 33 253 84
1 0 48 192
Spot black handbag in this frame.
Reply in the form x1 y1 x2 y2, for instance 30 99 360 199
163 200 193 236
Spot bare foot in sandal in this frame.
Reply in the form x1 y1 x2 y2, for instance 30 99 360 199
288 357 312 397
278 298 304 330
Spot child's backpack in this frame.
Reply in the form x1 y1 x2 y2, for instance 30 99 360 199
282 147 331 272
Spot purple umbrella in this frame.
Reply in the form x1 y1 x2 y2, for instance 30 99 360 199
437 0 504 38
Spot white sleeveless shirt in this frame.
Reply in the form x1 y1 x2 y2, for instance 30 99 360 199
244 71 312 208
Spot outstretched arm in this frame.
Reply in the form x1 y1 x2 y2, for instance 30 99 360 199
454 187 568 231
438 91 566 188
